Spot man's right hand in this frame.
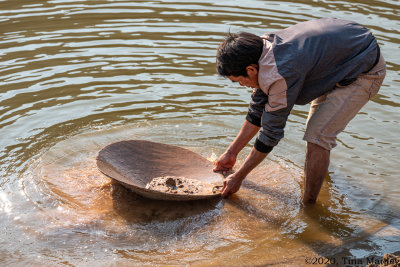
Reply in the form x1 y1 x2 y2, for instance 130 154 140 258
213 120 260 176
213 150 237 175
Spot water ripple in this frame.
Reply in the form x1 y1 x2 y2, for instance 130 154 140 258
0 0 399 265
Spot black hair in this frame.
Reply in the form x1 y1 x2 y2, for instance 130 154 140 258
216 32 263 77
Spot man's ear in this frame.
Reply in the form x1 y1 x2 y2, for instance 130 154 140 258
246 64 259 76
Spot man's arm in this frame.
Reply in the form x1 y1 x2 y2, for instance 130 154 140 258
213 120 260 175
214 88 267 174
220 78 303 197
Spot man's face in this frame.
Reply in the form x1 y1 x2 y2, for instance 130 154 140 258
228 65 259 89
228 75 259 89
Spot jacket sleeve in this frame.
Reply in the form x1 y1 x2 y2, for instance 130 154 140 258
246 88 268 127
254 75 304 153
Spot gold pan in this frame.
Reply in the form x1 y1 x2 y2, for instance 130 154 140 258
96 140 223 201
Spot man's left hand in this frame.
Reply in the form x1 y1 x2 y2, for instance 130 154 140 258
221 173 244 198
220 146 269 198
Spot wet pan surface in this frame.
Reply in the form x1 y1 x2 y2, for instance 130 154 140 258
96 140 223 200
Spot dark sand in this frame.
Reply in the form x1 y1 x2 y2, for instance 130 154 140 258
145 176 221 195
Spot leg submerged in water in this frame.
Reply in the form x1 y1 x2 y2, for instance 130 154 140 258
303 142 330 204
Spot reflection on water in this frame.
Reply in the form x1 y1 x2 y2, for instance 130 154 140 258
0 0 399 265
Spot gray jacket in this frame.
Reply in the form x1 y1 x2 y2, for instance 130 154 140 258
247 17 380 153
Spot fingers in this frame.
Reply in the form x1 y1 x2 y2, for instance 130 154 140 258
222 180 227 191
213 160 222 172
213 162 230 175
221 180 230 198
221 175 243 198
214 168 228 175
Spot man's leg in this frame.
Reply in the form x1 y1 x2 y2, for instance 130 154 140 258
303 142 330 204
302 54 386 204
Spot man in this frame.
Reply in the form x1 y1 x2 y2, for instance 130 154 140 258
213 17 386 203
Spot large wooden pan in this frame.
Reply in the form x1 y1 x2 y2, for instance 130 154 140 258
96 140 223 201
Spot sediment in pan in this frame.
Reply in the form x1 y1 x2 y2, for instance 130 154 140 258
145 176 221 195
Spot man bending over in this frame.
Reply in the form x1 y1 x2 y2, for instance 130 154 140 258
213 18 386 203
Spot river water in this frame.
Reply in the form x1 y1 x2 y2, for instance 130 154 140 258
0 0 399 266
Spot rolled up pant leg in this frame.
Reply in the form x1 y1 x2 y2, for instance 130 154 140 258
303 55 386 150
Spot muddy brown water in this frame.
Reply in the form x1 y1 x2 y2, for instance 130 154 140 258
0 0 399 266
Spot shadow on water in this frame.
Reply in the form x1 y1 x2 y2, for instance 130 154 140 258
110 180 221 225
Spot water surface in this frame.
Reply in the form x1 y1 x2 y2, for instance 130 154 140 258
0 0 399 266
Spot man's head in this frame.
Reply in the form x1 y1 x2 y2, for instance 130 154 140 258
216 32 263 89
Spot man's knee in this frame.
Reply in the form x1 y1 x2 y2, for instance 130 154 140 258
306 141 331 155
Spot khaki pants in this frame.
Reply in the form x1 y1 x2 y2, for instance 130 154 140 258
303 54 387 150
